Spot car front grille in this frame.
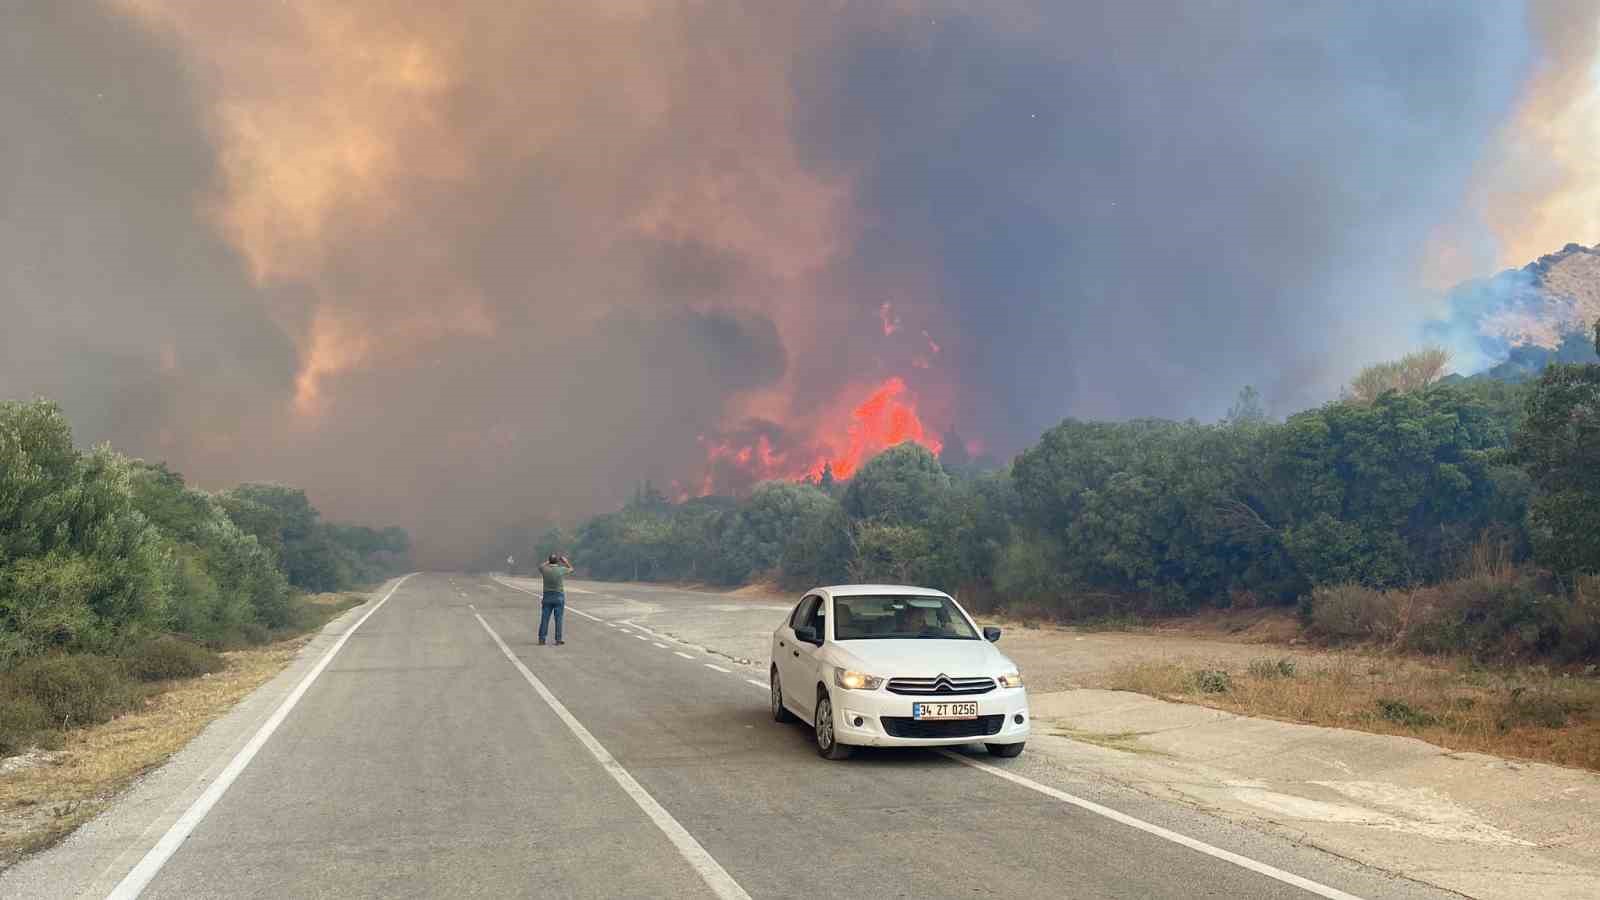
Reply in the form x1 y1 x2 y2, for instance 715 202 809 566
881 715 1004 739
886 675 996 696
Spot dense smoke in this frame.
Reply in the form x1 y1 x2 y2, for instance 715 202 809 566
4 2 1585 566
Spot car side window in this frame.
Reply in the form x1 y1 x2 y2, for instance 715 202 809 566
791 596 819 631
788 599 807 629
801 597 825 643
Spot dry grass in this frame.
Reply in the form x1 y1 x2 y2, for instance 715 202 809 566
0 637 312 868
1104 655 1600 771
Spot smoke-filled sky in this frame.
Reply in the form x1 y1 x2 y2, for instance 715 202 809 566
4 2 1598 565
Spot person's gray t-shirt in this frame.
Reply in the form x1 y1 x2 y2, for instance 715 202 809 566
539 562 572 594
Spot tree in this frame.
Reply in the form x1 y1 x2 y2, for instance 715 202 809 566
1346 347 1450 404
1225 386 1266 424
1515 358 1600 575
818 462 836 493
842 443 950 525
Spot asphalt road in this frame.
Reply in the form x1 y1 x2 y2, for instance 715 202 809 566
56 575 1460 899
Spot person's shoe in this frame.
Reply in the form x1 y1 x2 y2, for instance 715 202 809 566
555 640 565 645
538 638 546 645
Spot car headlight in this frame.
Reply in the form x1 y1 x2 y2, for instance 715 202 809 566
997 672 1024 689
834 669 884 691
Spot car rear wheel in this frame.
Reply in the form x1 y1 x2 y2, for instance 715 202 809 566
986 741 1025 758
814 693 852 760
770 667 796 723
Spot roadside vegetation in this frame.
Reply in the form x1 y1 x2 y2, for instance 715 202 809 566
0 399 408 762
531 329 1600 675
1106 653 1600 771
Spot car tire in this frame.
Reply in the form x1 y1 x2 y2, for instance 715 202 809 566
986 741 1025 758
770 668 796 723
814 693 852 760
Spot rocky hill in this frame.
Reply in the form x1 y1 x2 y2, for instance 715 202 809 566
1432 242 1600 381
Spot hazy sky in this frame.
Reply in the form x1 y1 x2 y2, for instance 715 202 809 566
4 2 1597 565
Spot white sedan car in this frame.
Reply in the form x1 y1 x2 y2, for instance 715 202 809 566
769 584 1029 759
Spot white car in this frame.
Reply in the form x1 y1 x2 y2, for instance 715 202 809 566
769 584 1029 760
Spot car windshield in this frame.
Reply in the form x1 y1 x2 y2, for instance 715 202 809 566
832 595 978 640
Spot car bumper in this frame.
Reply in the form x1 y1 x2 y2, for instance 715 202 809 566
831 688 1030 748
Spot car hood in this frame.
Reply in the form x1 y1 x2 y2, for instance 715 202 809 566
828 640 1014 677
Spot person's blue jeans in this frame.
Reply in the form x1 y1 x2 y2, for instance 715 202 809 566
539 592 565 642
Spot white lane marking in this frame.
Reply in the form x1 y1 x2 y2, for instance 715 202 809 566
674 652 695 660
745 679 766 689
491 577 601 621
606 622 619 628
474 613 751 900
634 635 650 642
653 643 669 649
939 751 1365 900
107 574 417 900
704 664 731 674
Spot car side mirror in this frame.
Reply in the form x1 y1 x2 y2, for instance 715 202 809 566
983 626 1002 642
794 625 819 645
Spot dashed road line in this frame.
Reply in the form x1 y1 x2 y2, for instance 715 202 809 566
674 652 695 660
745 679 766 689
704 663 731 674
652 643 668 649
634 635 650 642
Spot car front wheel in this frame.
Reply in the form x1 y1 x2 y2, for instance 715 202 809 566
770 668 796 723
814 693 852 760
986 742 1025 758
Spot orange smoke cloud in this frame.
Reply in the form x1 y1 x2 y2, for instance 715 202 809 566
1476 1 1600 266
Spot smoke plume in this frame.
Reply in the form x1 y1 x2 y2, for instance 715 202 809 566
2 2 1573 565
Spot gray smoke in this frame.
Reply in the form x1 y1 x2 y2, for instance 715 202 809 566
1 2 1543 566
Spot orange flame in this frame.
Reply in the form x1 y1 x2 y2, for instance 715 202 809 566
814 377 941 479
696 377 945 494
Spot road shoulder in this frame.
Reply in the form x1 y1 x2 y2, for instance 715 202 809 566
0 577 408 900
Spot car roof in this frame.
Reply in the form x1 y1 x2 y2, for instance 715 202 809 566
816 584 951 598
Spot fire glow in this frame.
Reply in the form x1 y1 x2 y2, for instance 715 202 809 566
699 377 944 494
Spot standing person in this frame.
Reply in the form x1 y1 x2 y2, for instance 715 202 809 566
538 553 573 646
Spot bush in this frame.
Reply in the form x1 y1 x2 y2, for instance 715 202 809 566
1190 669 1232 693
7 655 142 728
1248 657 1297 679
0 695 50 757
1306 583 1396 642
1376 698 1436 728
121 636 225 682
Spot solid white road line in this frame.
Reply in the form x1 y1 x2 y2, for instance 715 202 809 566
704 663 731 673
490 577 602 621
106 574 418 900
473 613 751 900
674 652 695 660
939 751 1365 900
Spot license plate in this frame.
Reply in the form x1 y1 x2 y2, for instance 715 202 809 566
912 701 978 720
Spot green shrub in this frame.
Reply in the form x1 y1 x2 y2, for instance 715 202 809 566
121 636 225 682
8 655 142 728
0 695 50 757
1376 698 1436 728
1190 669 1232 693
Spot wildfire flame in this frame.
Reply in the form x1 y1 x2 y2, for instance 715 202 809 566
698 376 945 494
